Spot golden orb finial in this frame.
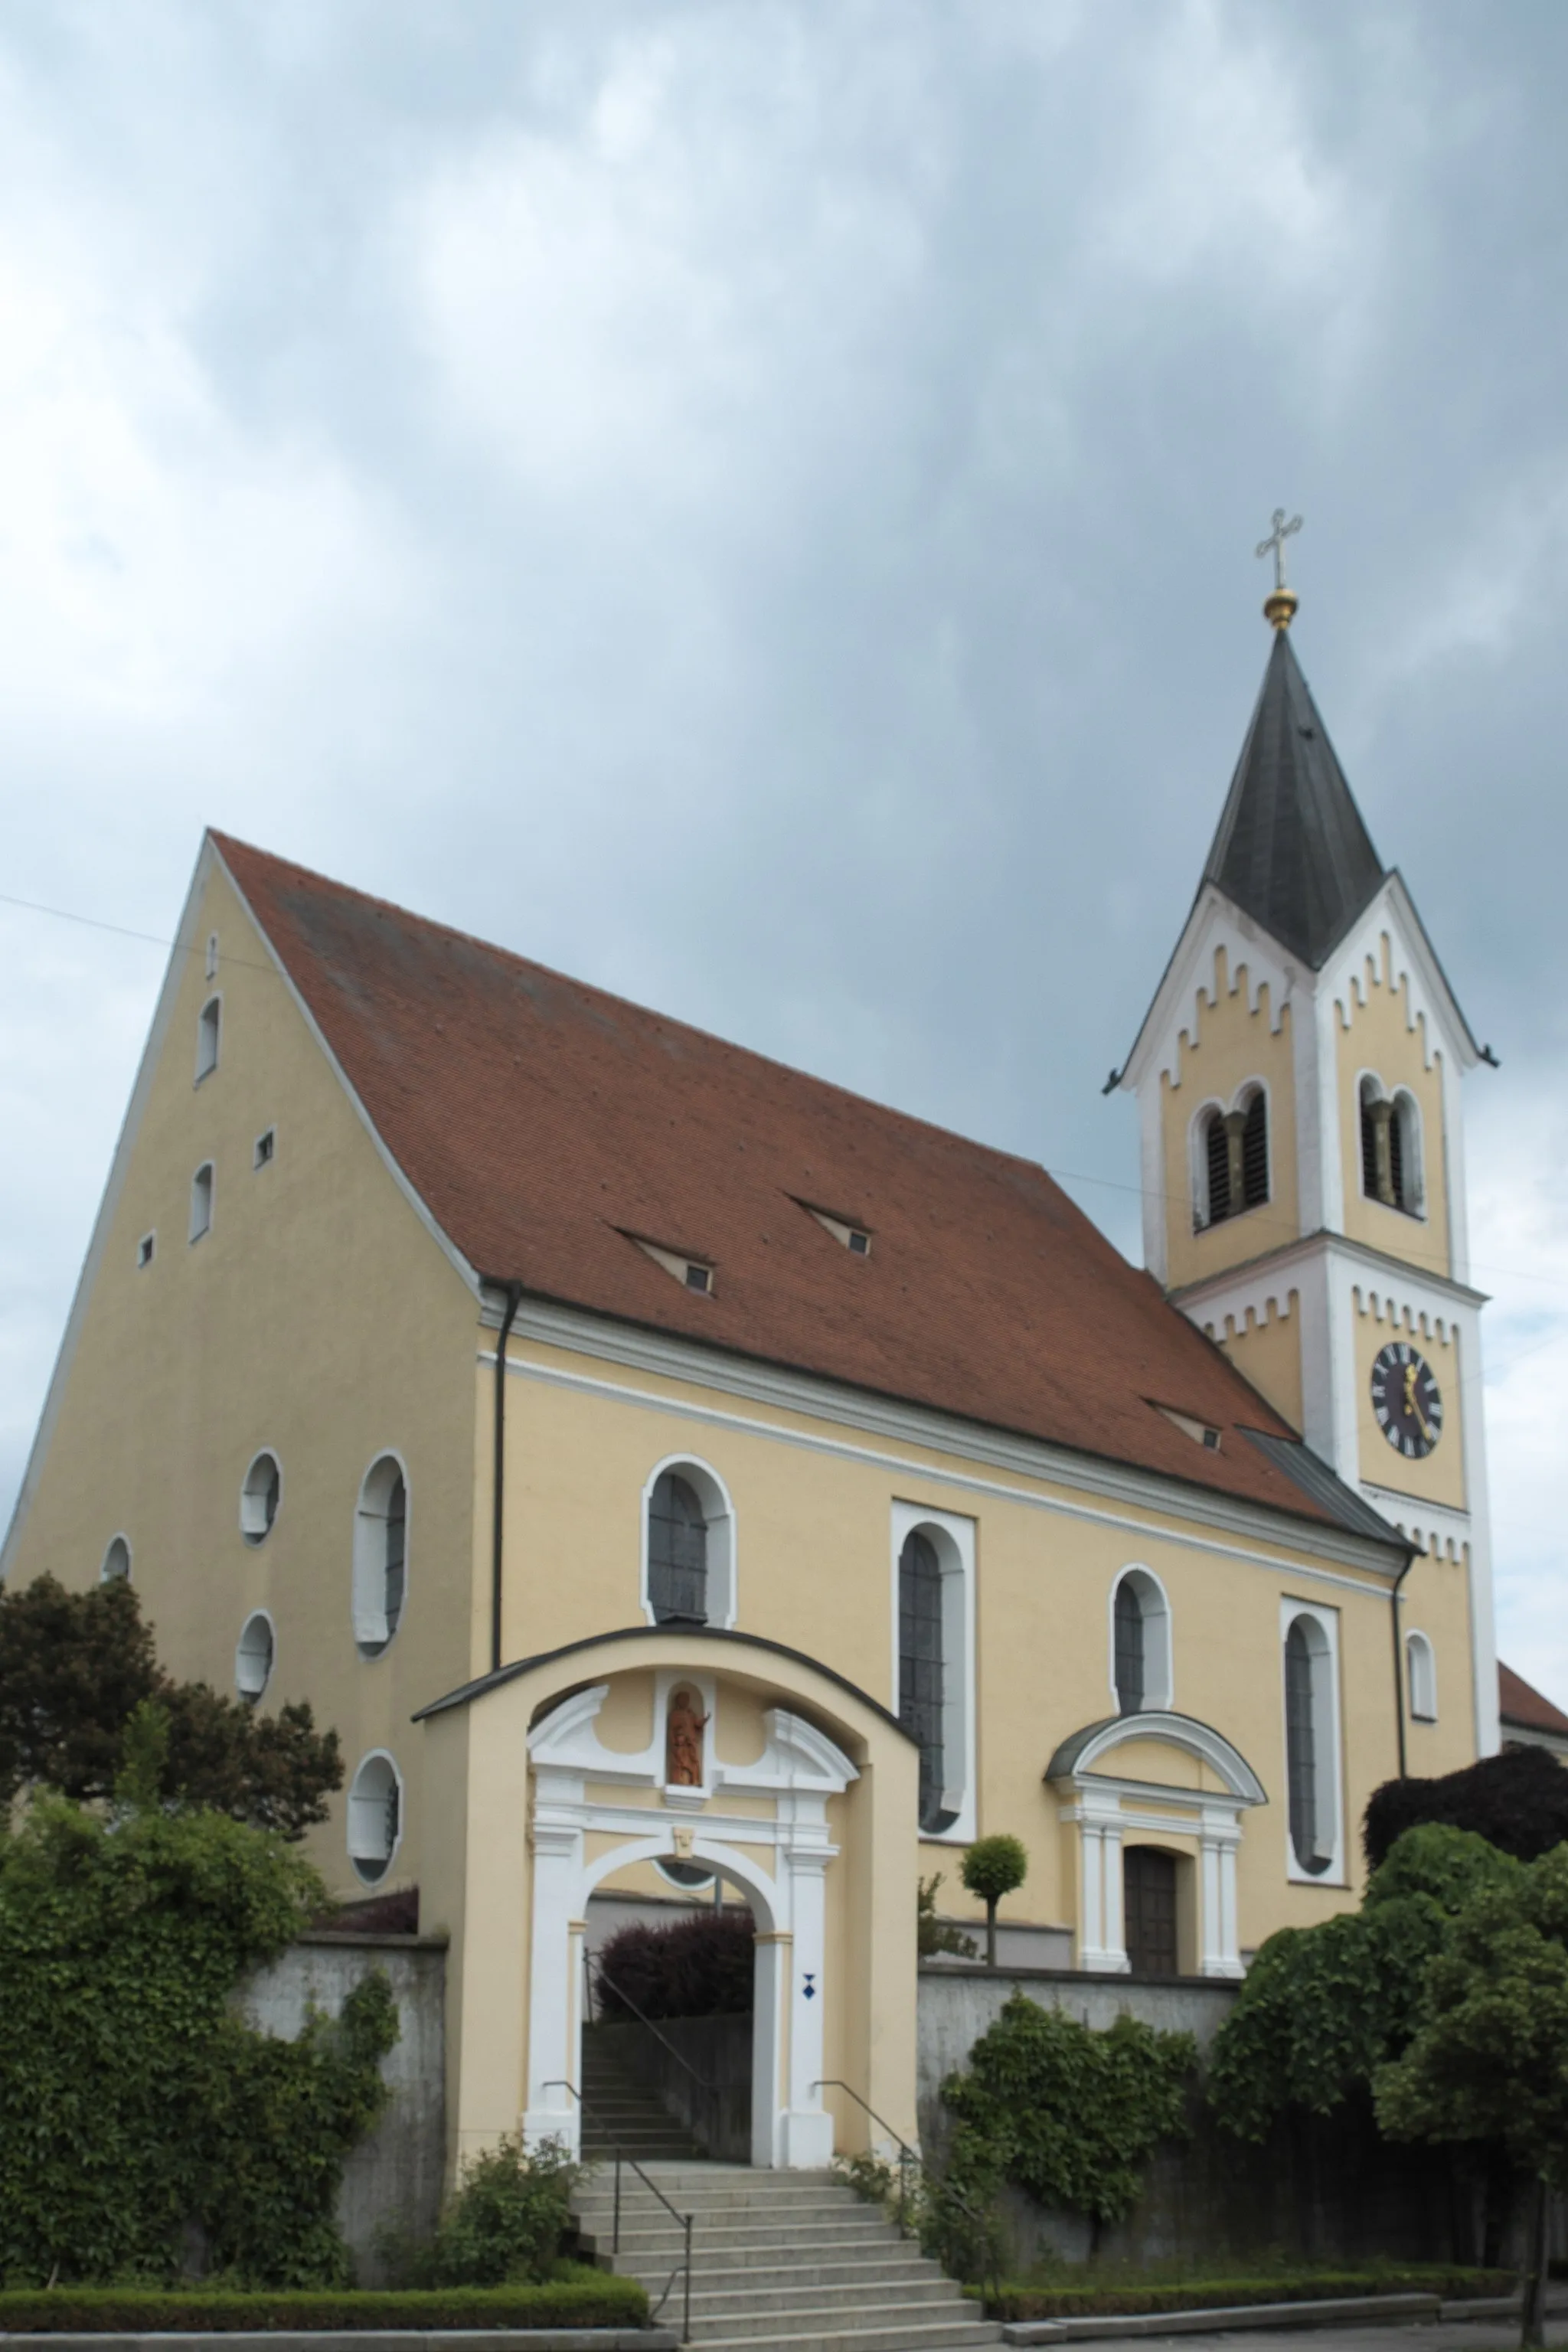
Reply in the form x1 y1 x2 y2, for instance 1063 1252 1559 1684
1255 509 1303 627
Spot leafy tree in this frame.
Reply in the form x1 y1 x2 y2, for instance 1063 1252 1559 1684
0 1739 396 2285
1375 1847 1568 2348
1207 1824 1519 2141
918 1873 978 1960
596 1908 754 2019
942 1991 1194 2242
960 1834 1028 1967
0 1573 340 1838
1364 1745 1568 1870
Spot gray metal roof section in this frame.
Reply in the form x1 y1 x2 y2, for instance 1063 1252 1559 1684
1204 629 1387 968
1241 1428 1410 1552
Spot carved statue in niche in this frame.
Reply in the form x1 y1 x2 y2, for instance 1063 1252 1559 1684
666 1686 709 1788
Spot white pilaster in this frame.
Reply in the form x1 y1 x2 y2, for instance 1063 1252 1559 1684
523 1802 583 2152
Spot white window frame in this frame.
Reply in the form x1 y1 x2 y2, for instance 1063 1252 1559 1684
1107 1564 1174 1713
194 994 222 1085
346 1749 403 1884
1406 1628 1438 1723
240 1449 283 1545
100 1533 132 1583
236 1609 276 1703
189 1162 214 1243
1280 1597 1344 1884
353 1451 410 1658
639 1455 737 1629
890 1499 977 1845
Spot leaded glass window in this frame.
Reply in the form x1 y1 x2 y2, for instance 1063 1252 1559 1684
1114 1579 1145 1714
1285 1619 1328 1873
649 1472 708 1624
899 1530 945 1831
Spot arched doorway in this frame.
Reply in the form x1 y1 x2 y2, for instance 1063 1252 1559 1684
523 1665 858 2166
583 1854 756 2160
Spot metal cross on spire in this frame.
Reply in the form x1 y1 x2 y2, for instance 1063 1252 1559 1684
1256 508 1303 628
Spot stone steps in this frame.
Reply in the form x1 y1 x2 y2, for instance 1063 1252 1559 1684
573 2159 1002 2352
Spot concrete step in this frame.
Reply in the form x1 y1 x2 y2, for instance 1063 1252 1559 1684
689 2321 998 2352
685 2278 966 2319
590 2218 900 2256
579 2189 889 2220
616 2256 938 2292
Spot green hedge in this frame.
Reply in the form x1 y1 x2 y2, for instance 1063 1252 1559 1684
984 2265 1514 2321
0 2278 649 2332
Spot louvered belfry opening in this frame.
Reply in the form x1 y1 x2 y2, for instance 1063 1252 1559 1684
898 1530 946 1831
1361 1093 1380 1199
1388 1103 1406 1210
648 1471 709 1623
1204 1112 1232 1223
1240 1089 1268 1208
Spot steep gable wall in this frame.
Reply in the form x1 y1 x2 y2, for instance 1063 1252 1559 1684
2 846 482 1897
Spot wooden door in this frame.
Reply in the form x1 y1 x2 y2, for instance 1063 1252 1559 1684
1124 1847 1178 1976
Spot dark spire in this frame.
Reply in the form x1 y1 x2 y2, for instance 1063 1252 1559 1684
1203 629 1386 969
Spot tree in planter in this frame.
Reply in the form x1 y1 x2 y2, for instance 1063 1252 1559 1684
0 1573 340 1838
960 1834 1028 1967
1375 1847 1568 2350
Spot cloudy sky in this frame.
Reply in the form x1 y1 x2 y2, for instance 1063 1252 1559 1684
3 2 1565 1707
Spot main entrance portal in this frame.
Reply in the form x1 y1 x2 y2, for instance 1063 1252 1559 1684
523 1665 858 2167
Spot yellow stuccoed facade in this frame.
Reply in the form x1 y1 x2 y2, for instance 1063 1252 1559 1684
4 812 1491 2184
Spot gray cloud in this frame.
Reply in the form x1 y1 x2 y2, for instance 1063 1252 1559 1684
3 0 1566 1688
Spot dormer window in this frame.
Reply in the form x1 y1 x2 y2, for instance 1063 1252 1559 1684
799 1200 872 1256
1153 1403 1221 1451
627 1234 716 1295
194 997 221 1084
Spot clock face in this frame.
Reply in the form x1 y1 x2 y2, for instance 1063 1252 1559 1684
1370 1341 1443 1461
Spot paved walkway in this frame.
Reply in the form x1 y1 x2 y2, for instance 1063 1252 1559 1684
1070 2326 1560 2352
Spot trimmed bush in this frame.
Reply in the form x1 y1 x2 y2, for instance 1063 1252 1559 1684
1364 1746 1568 1870
985 2267 1515 2322
0 2278 648 2331
596 1908 754 2020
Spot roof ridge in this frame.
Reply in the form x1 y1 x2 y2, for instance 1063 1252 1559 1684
208 828 1074 1197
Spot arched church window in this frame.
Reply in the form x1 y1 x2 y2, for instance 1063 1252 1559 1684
347 1750 402 1884
354 1455 408 1658
1200 1089 1268 1227
1114 1578 1145 1713
1406 1630 1437 1723
1360 1080 1423 1217
898 1529 946 1832
648 1471 709 1624
1285 1615 1331 1875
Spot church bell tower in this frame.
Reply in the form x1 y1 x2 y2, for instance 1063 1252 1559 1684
1118 524 1498 1753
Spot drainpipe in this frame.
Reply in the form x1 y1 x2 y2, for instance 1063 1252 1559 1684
491 1282 524 1675
1390 1548 1415 1780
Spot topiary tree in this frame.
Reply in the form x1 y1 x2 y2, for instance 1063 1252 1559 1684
960 1834 1027 1967
596 1907 755 2020
1375 1847 1568 2350
942 1991 1194 2246
1364 1744 1568 1870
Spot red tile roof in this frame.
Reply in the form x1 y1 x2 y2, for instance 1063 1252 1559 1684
1499 1662 1568 1736
214 833 1367 1534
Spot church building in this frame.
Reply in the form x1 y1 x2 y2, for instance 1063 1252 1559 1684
1 578 1495 2180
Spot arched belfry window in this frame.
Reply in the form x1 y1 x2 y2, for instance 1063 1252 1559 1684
1198 1088 1268 1228
648 1471 708 1624
1360 1079 1424 1217
898 1530 946 1831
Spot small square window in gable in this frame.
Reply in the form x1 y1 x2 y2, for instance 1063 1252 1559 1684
1151 1401 1222 1452
253 1127 276 1169
796 1199 872 1256
626 1233 715 1295
137 1232 155 1269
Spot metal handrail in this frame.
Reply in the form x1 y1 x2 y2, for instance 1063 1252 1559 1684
544 2078 694 2344
589 1953 719 2098
812 2077 1000 2302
